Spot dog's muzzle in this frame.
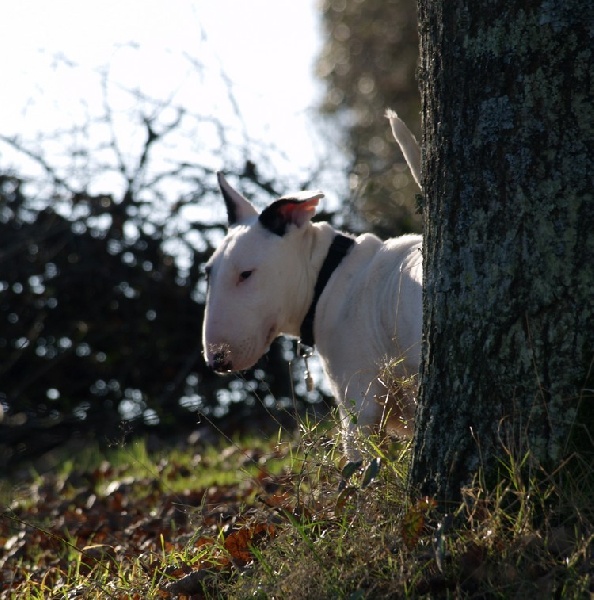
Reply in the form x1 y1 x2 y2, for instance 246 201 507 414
212 350 233 373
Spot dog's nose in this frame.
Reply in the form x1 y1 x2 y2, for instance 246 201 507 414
212 351 232 373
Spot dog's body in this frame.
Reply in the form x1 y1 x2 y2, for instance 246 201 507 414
203 112 422 458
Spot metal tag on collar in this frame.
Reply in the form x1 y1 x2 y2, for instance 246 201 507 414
298 341 315 392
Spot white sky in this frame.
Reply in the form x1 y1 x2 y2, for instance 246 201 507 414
0 0 336 203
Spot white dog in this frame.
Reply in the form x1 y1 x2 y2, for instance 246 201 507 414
203 111 422 458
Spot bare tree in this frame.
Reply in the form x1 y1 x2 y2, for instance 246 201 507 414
0 52 337 465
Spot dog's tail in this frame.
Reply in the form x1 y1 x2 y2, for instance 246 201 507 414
385 109 421 190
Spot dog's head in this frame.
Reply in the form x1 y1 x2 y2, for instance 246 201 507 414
202 173 323 373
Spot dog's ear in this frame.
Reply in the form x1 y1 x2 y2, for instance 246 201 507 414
259 192 324 236
217 172 258 226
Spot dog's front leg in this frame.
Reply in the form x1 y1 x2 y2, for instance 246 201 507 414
337 401 363 462
336 378 385 462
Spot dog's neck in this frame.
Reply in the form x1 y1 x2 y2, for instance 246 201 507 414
299 233 355 347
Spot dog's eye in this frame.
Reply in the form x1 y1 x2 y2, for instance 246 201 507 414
239 270 253 282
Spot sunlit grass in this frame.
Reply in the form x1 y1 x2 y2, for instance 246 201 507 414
1 412 592 599
225 426 593 599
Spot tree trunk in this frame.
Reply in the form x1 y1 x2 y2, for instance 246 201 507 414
411 0 594 501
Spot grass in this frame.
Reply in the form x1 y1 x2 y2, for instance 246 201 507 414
1 414 592 599
224 432 593 599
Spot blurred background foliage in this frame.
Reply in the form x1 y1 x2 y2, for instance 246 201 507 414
318 0 420 237
0 0 418 469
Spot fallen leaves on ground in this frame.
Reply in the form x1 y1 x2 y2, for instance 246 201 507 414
0 440 300 598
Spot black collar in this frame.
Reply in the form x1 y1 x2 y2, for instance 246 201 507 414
299 234 355 348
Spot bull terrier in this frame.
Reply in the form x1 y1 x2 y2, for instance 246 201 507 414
203 111 422 459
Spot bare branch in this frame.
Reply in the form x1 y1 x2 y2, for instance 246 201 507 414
0 134 76 194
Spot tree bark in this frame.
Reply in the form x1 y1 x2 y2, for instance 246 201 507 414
411 0 594 501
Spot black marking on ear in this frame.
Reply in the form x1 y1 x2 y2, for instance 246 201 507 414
259 199 300 236
217 172 238 226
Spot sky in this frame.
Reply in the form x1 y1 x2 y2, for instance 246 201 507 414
0 0 336 205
